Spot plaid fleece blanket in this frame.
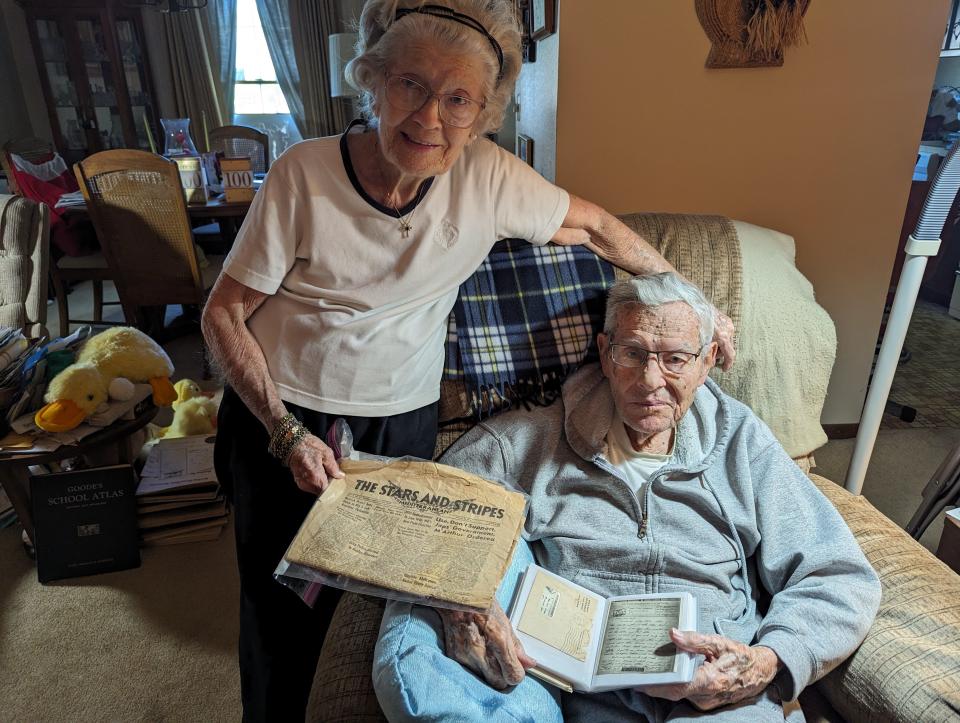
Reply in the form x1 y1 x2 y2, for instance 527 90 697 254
443 239 617 414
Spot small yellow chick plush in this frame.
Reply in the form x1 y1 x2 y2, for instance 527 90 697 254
172 378 210 410
35 327 178 432
157 396 218 439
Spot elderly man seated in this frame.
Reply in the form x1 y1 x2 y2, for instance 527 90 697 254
373 272 881 722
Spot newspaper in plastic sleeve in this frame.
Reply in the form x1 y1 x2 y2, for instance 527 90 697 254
274 455 528 612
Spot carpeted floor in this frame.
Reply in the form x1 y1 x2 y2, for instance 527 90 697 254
882 299 960 429
813 426 960 553
0 519 241 721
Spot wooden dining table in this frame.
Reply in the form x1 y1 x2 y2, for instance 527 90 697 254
185 193 254 244
62 190 255 245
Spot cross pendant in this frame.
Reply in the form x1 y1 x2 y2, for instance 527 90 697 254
399 220 412 238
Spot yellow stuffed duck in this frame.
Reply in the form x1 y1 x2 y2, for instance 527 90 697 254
35 327 178 432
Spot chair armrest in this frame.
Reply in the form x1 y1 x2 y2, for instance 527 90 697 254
307 593 387 722
809 474 960 722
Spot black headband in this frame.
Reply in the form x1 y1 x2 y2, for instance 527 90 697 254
393 4 504 81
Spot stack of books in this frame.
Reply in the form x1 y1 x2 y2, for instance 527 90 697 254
136 435 229 546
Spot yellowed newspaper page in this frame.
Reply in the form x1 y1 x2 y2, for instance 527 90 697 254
283 458 527 610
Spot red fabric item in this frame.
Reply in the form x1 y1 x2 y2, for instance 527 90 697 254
8 157 97 257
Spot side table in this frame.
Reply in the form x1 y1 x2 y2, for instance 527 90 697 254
0 403 157 547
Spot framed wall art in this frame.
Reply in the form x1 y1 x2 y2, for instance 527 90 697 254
530 0 556 41
518 0 537 63
517 134 534 167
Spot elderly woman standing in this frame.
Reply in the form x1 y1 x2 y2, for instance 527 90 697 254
203 0 734 719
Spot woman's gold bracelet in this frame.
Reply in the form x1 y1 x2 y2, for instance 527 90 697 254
268 413 308 464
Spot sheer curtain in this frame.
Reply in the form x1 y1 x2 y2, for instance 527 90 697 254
160 0 237 151
255 0 350 139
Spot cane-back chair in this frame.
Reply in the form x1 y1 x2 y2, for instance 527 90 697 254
74 150 222 341
208 124 270 174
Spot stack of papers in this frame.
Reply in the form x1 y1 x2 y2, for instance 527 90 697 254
0 327 44 436
0 326 96 453
54 191 86 209
136 434 228 545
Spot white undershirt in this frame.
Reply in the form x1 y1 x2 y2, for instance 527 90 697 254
604 415 673 496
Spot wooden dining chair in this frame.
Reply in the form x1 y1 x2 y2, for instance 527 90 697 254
1 137 56 196
208 125 270 174
73 149 223 347
2 136 120 337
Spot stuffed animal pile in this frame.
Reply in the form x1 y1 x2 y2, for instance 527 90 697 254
34 327 178 432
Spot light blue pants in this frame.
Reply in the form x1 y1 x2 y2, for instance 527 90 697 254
372 541 803 723
373 541 562 722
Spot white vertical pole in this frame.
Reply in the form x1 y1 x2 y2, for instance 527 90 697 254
844 252 929 494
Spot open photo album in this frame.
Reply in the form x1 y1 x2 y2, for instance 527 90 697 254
508 564 699 693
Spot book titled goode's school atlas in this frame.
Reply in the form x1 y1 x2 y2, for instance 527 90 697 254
31 464 140 583
509 564 698 693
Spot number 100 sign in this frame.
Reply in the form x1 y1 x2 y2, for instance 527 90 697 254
220 158 255 203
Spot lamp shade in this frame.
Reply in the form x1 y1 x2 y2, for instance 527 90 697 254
329 33 359 98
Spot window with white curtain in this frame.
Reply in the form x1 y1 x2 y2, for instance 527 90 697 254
233 0 301 157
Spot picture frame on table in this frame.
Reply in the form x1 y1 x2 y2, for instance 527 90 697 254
530 0 556 41
517 134 534 167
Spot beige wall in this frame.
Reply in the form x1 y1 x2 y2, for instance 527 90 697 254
555 0 949 425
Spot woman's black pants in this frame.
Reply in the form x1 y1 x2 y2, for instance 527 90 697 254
215 387 438 723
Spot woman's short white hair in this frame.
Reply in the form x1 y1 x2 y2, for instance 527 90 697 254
346 0 522 136
604 272 715 347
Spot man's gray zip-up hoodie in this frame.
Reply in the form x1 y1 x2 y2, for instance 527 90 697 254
441 364 881 702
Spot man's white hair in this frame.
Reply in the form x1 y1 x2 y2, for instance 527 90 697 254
604 272 714 347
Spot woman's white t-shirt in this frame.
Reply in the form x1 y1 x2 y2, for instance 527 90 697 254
222 124 570 416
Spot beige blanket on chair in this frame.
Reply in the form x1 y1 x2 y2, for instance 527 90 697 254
617 214 835 458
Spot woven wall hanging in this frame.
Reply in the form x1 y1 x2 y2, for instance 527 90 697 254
695 0 811 68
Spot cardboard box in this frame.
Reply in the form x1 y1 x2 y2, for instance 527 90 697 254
173 156 209 205
936 508 960 574
220 157 255 203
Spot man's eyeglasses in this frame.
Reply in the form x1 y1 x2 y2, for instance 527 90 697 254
384 75 485 129
608 343 706 375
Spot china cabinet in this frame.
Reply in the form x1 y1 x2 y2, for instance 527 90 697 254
20 0 160 163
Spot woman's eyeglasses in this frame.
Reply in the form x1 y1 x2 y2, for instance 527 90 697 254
384 75 485 129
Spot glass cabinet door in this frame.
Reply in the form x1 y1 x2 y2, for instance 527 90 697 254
75 15 125 151
34 18 86 156
29 7 160 161
116 19 157 152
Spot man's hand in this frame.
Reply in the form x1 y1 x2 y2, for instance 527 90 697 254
643 630 781 711
438 601 536 689
713 307 736 371
286 433 345 495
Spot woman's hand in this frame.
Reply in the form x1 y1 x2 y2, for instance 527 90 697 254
713 307 736 371
438 601 536 689
643 630 781 711
285 433 345 495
